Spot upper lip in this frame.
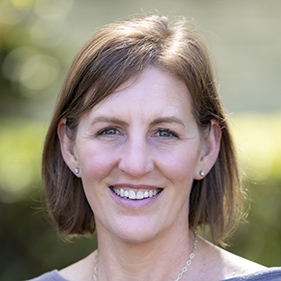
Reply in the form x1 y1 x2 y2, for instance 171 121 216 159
110 183 163 190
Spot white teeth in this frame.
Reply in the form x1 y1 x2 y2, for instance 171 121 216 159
129 190 135 199
112 187 160 200
120 188 125 197
124 190 129 197
137 191 144 199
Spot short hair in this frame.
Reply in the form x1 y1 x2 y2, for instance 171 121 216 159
42 15 243 245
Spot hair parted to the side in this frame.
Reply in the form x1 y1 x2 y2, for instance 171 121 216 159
42 14 244 245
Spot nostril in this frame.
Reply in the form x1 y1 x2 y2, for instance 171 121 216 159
118 145 154 177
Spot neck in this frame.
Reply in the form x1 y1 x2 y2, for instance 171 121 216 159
95 224 196 281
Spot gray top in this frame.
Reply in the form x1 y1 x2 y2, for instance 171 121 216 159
26 268 281 281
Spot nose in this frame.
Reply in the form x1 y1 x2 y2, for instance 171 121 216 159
118 136 154 178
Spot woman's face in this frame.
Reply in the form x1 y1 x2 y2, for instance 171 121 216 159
70 67 206 243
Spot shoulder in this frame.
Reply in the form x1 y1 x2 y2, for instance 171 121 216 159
195 237 268 280
223 267 281 280
25 270 68 281
58 251 97 281
26 252 96 281
217 247 267 277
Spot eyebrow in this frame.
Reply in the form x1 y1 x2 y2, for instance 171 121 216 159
150 117 185 126
90 116 185 127
90 116 128 126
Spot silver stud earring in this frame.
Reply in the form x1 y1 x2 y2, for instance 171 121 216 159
200 170 205 177
74 168 80 174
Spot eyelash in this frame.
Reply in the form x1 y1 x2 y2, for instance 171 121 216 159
96 127 179 138
156 129 179 138
97 126 121 136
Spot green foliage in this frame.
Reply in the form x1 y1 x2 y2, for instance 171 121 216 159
226 113 281 266
0 118 97 280
0 198 97 280
0 118 44 202
0 0 72 119
230 179 281 267
231 113 281 181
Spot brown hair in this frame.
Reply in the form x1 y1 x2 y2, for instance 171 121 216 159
42 15 243 245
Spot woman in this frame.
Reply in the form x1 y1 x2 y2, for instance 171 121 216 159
28 15 281 281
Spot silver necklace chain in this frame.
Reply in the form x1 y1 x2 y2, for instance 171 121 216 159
93 250 98 281
175 234 198 281
93 234 198 281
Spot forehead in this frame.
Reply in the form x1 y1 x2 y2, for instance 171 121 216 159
89 67 192 116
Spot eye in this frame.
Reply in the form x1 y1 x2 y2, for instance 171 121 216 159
97 127 120 136
156 129 178 138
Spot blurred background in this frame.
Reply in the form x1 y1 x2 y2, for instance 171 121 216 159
0 0 280 280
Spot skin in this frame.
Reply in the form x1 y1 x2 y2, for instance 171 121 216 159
58 67 265 281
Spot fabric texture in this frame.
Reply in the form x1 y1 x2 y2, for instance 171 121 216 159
223 267 281 281
25 270 67 281
26 268 281 281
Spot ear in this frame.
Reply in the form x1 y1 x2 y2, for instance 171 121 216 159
57 118 80 177
194 119 222 180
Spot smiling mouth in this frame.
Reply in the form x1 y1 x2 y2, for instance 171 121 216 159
110 187 163 200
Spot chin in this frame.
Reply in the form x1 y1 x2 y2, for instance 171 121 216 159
115 230 160 245
101 216 164 245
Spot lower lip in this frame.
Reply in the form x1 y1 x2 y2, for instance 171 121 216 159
110 189 162 208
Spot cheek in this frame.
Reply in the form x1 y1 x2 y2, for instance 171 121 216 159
158 149 200 182
78 148 117 212
78 145 117 182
